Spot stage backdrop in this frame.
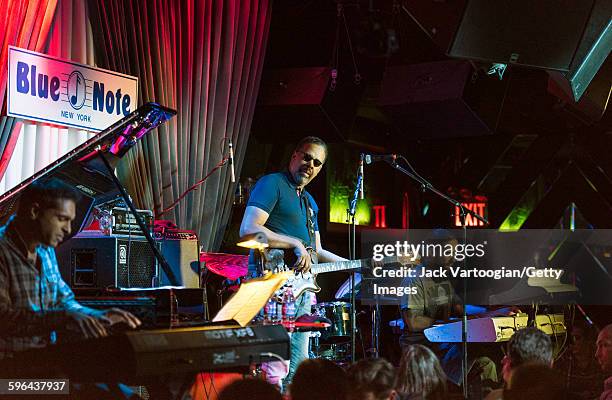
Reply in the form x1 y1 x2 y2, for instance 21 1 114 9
0 0 97 195
0 0 58 190
87 0 272 250
0 0 271 251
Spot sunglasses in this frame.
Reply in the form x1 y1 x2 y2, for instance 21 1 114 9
298 151 324 167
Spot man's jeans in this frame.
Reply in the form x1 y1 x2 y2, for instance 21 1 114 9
262 291 313 390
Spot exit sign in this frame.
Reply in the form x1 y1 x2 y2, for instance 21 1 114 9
454 202 487 227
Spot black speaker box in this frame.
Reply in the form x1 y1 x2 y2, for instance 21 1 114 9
379 60 504 137
57 234 158 290
403 0 612 100
548 56 612 122
251 67 364 143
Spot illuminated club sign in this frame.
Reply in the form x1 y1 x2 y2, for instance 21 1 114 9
454 201 487 227
7 46 138 132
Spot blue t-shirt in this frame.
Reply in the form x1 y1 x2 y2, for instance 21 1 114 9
247 171 319 248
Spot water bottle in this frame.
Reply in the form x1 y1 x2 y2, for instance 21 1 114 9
170 289 179 327
263 297 276 324
282 286 297 332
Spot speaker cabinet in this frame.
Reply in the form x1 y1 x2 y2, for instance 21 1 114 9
403 0 611 100
57 234 158 290
548 56 612 122
158 233 200 288
251 67 364 143
379 60 504 137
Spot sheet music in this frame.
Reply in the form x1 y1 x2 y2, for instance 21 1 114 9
213 272 289 327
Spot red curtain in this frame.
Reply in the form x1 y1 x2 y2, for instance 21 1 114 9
0 0 58 180
87 0 272 250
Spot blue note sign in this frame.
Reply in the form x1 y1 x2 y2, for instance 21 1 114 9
8 46 138 131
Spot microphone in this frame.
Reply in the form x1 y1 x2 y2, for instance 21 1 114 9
359 154 364 200
364 153 397 164
229 139 236 183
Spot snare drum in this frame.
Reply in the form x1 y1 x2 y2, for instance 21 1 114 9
314 302 351 343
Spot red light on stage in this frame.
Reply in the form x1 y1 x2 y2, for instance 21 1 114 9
454 202 487 227
402 192 409 229
373 205 387 228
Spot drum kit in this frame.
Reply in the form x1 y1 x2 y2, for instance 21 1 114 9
309 301 353 362
311 274 394 360
201 252 365 362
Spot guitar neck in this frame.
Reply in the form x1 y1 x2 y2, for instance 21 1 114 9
309 256 404 275
311 259 363 274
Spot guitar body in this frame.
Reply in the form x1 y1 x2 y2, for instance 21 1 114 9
283 271 321 299
262 248 365 299
265 248 322 299
252 246 414 300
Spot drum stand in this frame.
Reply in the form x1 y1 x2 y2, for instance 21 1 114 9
370 300 381 358
347 162 363 362
309 331 321 358
376 156 488 397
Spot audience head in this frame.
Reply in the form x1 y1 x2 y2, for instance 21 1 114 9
396 344 447 400
347 358 396 400
217 377 282 400
503 363 564 400
502 327 552 383
570 320 597 358
596 323 612 374
290 359 348 400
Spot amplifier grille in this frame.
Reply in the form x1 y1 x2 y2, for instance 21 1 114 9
117 239 157 287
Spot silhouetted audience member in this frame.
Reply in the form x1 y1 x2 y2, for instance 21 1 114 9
485 327 553 400
217 377 282 400
290 359 349 400
556 320 604 400
396 344 447 400
503 363 564 400
347 358 397 400
596 324 612 400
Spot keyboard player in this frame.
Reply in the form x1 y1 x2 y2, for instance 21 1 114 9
0 178 141 359
399 230 515 391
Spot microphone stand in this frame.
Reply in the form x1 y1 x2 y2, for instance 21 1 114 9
384 156 488 398
347 164 363 362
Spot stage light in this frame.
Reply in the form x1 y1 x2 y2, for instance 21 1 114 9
237 232 269 250
329 183 371 225
487 63 507 80
422 202 429 216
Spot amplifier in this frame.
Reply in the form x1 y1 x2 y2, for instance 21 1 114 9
156 229 200 288
57 234 158 290
110 207 154 236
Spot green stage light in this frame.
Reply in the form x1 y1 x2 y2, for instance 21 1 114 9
329 183 371 225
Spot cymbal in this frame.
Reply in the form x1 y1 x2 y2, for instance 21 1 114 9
334 273 362 299
200 252 248 280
